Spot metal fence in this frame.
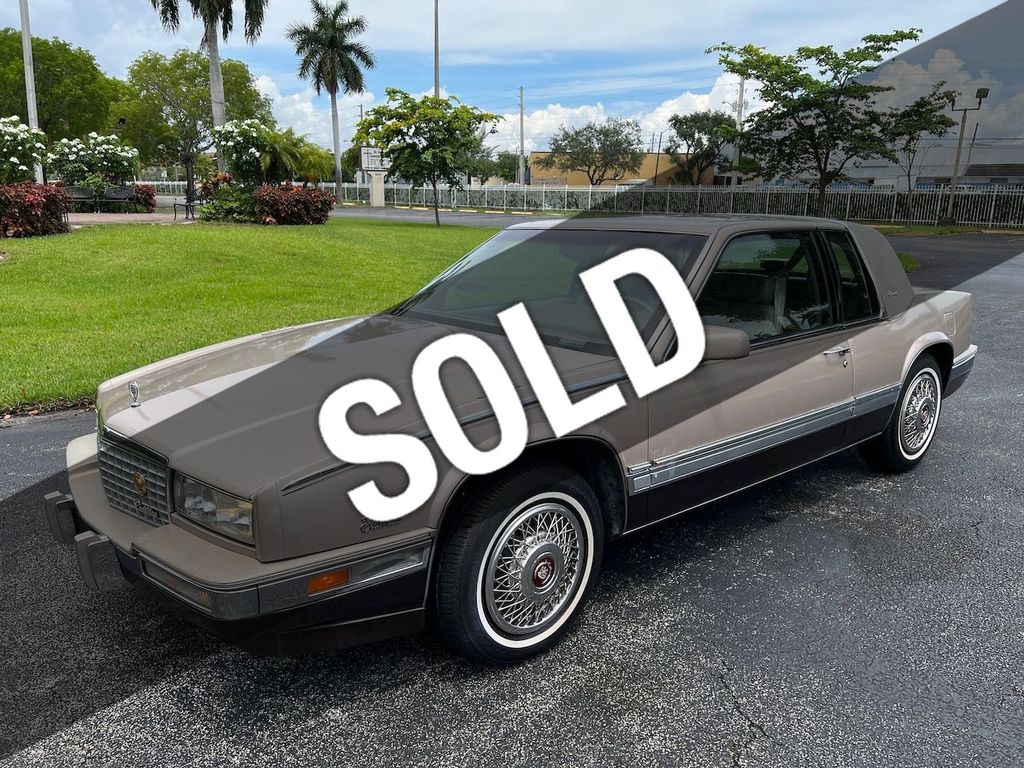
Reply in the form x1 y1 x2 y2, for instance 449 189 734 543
338 183 1024 228
141 181 1024 228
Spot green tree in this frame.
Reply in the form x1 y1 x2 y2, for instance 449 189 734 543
149 0 270 169
538 118 644 186
462 126 498 184
354 88 500 225
495 151 519 183
287 0 375 201
710 29 922 214
116 50 272 199
665 109 735 185
341 143 360 182
882 83 956 221
0 29 122 140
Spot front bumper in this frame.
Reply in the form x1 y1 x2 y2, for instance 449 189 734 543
45 436 433 654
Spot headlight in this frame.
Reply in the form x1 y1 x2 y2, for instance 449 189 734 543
173 474 254 545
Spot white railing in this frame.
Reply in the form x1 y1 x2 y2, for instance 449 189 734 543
335 182 1024 228
140 181 1024 228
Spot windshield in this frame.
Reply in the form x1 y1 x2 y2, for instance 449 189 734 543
394 228 707 356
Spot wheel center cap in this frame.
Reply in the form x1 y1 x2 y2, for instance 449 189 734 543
532 555 556 588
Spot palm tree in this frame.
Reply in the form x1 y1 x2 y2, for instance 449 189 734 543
287 0 375 202
150 0 269 168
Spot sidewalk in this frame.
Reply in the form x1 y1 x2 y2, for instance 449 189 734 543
68 212 192 227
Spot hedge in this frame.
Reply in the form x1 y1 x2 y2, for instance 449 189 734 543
0 183 70 237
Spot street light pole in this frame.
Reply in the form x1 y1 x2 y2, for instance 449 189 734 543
433 0 440 98
940 88 988 225
19 0 43 183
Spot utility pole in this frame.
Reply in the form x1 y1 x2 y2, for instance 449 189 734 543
731 76 746 187
19 0 43 183
940 87 988 225
518 86 526 186
653 130 664 185
433 0 440 98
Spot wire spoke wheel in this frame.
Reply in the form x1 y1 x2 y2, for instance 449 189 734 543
482 501 586 637
900 369 940 457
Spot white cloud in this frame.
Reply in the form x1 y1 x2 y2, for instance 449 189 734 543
488 75 768 152
255 75 375 150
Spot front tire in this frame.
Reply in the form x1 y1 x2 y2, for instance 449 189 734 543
432 463 604 664
859 353 943 473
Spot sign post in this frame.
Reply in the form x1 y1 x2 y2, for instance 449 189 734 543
360 148 390 208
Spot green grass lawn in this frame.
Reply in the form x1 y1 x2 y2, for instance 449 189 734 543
0 219 497 413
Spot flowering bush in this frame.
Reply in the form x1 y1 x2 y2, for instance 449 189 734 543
198 170 234 200
47 132 139 185
253 184 333 225
0 116 46 184
212 120 268 185
0 182 69 237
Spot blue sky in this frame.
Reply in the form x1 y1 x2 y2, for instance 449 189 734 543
0 0 1009 151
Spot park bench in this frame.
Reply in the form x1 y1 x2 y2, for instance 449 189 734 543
101 186 139 213
65 185 98 213
173 192 199 220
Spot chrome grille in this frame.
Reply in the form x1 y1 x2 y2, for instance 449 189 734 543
97 438 171 525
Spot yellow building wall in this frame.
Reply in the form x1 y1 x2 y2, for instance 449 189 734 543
527 152 715 186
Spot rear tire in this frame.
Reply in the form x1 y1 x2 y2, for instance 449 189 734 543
432 462 604 665
858 353 943 473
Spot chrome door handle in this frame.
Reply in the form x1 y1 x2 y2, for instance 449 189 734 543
823 346 851 357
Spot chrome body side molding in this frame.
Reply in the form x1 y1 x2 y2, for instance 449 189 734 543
628 383 902 495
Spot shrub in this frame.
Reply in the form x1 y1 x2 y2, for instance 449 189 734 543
253 184 333 225
46 133 139 185
212 120 267 185
0 116 46 184
198 170 234 200
0 182 70 237
133 183 157 213
198 184 258 223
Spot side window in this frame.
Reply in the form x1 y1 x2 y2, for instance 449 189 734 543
823 231 880 323
697 231 835 343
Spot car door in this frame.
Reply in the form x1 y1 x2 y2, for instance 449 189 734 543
815 228 898 445
636 229 855 527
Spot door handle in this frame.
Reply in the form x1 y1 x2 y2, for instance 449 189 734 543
823 346 851 357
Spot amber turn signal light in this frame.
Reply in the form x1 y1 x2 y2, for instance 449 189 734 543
307 569 350 595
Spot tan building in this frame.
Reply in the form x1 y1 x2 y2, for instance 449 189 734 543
527 151 715 187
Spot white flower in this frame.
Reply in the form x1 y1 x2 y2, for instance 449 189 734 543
88 131 98 138
8 156 16 162
18 164 27 171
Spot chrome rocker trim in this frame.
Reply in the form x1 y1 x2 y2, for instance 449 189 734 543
628 383 902 495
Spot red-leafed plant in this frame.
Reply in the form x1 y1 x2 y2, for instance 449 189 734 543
253 184 333 225
133 183 157 213
0 183 70 238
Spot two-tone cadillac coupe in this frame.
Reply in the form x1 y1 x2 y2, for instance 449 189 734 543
45 216 976 664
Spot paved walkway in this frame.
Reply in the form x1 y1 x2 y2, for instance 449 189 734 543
68 212 192 227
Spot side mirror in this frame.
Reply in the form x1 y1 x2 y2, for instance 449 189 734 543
703 324 750 361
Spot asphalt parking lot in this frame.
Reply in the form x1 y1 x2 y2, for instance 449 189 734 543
1 231 1022 767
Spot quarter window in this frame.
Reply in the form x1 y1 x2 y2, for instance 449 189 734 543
697 231 834 343
822 230 880 323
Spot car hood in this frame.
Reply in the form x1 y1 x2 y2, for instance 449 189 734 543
99 314 620 496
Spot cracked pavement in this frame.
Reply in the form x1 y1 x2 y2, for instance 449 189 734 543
1 232 1023 767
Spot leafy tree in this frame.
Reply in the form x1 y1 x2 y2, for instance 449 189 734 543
495 151 519 183
116 50 272 200
293 140 335 185
461 126 498 184
665 109 735 185
341 143 360 182
354 88 500 225
882 83 956 220
0 29 122 140
710 29 922 214
287 0 375 201
149 0 270 169
537 118 644 186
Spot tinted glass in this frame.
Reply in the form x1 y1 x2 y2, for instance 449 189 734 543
396 229 707 356
697 231 834 342
823 230 880 322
